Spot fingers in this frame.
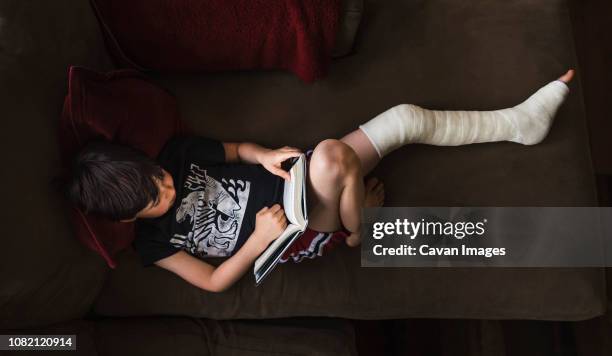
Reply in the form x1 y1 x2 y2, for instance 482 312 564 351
268 204 287 222
264 146 301 181
268 164 291 181
281 149 302 159
268 203 282 213
273 167 291 181
259 204 287 227
281 145 301 151
275 208 288 227
259 204 285 215
278 146 302 160
273 205 286 217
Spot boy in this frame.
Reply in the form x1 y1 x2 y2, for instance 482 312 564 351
64 70 574 292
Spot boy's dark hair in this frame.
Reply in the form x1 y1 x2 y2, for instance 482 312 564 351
59 140 165 222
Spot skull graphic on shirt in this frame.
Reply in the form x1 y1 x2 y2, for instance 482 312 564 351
169 163 250 257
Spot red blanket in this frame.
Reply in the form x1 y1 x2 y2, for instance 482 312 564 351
91 0 341 82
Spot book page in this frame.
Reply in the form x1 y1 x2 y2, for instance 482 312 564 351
282 154 306 228
283 163 298 224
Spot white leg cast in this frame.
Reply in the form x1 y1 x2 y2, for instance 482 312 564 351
358 80 570 158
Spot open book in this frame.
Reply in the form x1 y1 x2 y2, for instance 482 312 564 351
254 153 308 286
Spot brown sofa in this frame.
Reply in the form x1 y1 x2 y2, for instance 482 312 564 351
0 0 608 354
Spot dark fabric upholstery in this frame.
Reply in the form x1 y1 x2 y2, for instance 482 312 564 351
332 0 364 58
94 0 604 321
0 317 356 356
0 0 605 336
0 0 113 329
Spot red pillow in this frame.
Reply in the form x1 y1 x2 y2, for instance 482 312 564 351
90 0 341 83
58 66 191 268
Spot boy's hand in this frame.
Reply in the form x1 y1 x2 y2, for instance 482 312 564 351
252 204 288 251
258 146 302 181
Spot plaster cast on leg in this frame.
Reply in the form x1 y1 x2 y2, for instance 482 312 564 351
358 80 570 158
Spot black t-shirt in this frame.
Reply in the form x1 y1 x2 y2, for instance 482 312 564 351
132 135 285 266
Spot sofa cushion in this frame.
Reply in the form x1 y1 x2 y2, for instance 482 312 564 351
58 66 188 269
94 0 605 321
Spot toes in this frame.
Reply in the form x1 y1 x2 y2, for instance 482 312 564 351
374 182 385 194
365 177 379 190
559 69 575 83
364 177 386 207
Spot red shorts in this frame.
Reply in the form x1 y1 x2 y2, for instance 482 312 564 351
279 147 351 263
279 227 350 263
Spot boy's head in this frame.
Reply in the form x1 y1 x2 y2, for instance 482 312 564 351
63 140 176 222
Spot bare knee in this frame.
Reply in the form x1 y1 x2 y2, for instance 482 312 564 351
311 139 361 183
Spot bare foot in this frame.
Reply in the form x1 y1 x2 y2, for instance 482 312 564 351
346 231 361 247
345 177 385 247
558 69 575 84
364 177 385 207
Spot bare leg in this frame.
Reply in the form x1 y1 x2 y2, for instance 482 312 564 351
306 139 385 247
339 128 381 176
337 124 385 246
306 139 363 233
338 167 365 246
344 176 385 247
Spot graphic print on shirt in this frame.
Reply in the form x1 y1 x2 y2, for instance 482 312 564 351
169 163 251 257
